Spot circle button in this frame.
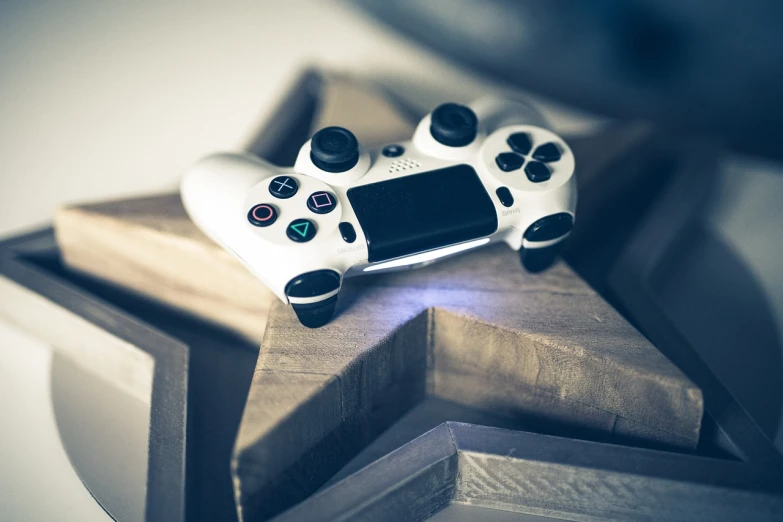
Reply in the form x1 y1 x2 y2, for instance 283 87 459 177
286 218 317 243
269 176 298 199
247 204 277 227
307 191 337 214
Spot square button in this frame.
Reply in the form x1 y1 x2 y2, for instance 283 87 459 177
307 191 337 214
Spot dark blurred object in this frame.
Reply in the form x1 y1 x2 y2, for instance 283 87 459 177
351 0 783 159
609 150 783 457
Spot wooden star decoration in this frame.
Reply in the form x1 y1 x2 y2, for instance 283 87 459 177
232 245 703 521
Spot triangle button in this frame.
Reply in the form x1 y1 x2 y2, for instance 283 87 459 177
287 219 316 243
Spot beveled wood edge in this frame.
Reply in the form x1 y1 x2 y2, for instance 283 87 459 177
273 423 458 522
274 421 783 522
0 228 189 522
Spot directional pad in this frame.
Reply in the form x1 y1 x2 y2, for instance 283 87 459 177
495 130 566 184
524 161 551 182
495 152 524 172
507 133 532 155
532 142 561 162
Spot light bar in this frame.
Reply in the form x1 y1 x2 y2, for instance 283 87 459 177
363 238 490 272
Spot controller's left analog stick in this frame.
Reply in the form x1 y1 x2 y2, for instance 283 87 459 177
310 126 360 173
430 103 478 147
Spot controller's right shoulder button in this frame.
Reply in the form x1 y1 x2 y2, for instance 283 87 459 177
285 270 341 298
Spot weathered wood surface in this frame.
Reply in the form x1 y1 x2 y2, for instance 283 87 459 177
54 73 416 343
275 422 783 522
0 231 189 522
50 72 701 520
233 244 703 520
54 71 652 344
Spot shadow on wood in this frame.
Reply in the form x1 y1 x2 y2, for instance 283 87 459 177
233 245 703 520
274 422 782 522
49 70 703 521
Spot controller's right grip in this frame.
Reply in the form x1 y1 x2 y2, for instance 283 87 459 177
180 153 276 247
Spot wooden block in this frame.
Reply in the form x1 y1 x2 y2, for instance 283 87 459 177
276 422 782 522
55 72 418 343
51 70 697 519
0 231 189 522
233 247 703 519
53 121 652 345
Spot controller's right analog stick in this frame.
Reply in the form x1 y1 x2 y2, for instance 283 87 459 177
429 103 478 147
310 126 360 173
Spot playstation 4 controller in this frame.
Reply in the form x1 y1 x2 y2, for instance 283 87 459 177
181 99 577 327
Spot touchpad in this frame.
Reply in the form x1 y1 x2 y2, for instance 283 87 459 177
347 165 498 262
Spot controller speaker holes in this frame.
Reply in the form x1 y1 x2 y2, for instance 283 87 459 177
389 158 421 173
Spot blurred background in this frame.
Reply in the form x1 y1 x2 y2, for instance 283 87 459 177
1 1 782 521
0 0 602 238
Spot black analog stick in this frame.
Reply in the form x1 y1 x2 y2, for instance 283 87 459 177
310 126 360 173
429 103 478 147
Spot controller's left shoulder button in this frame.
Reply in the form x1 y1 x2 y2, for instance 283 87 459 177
524 213 574 242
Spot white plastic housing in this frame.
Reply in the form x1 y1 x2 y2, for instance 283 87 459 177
180 98 577 305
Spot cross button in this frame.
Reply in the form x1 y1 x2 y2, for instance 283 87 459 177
269 176 299 199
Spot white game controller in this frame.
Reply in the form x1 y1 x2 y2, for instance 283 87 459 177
181 99 577 327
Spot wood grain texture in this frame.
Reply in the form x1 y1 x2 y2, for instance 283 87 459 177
54 72 417 343
233 245 703 520
450 422 782 522
275 422 782 522
0 231 189 522
274 423 458 522
49 72 703 520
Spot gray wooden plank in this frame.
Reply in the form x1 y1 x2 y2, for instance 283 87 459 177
48 72 706 521
0 231 188 522
275 422 783 522
273 423 458 522
449 423 782 521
